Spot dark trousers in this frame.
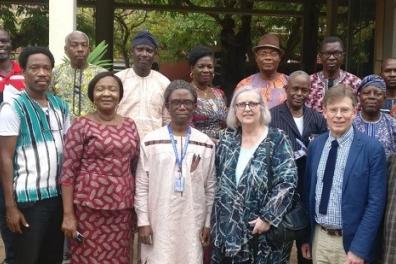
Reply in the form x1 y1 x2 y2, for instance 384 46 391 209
0 187 15 264
13 197 64 264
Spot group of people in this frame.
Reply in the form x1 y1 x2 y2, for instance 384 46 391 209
0 25 395 264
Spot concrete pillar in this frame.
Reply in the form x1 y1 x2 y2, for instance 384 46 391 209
49 0 76 65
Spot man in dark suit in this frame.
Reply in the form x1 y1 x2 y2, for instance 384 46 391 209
301 85 386 264
270 70 327 264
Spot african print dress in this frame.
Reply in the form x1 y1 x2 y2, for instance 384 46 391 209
211 127 297 264
192 87 227 139
60 117 140 264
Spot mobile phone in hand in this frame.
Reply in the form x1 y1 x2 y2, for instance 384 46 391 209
75 231 84 243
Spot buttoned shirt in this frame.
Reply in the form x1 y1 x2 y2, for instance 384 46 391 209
315 126 354 229
307 70 361 112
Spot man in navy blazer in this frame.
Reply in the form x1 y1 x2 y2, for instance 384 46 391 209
270 70 327 264
301 84 386 264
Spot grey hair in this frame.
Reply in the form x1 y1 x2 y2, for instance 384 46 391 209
64 31 89 46
288 70 310 83
226 86 271 129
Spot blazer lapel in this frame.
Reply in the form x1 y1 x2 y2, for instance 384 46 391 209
342 134 363 192
280 103 301 137
302 106 314 138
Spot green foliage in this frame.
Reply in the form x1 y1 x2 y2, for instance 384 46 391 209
88 40 113 69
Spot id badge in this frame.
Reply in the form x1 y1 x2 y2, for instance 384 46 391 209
175 177 185 193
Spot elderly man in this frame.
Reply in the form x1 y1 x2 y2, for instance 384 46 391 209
307 36 361 112
52 30 106 117
270 70 327 264
116 30 170 138
381 58 396 116
0 28 25 264
0 47 70 264
235 33 288 109
302 85 386 264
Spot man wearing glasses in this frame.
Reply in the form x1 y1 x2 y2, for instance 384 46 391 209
301 85 386 264
51 31 106 117
234 33 288 109
307 36 361 112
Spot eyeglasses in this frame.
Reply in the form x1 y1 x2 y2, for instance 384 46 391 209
235 101 261 110
256 50 280 58
325 107 353 116
168 99 195 108
320 51 344 59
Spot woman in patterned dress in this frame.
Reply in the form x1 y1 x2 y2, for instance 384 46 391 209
60 72 140 264
188 46 227 141
211 87 297 263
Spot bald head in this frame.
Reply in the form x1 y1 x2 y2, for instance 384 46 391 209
381 58 396 89
64 31 90 69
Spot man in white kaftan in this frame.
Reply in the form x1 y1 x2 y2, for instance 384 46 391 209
135 126 216 264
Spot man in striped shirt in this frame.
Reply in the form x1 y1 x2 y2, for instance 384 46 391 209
0 47 70 264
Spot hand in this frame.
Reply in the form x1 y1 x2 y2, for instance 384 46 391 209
6 206 29 234
62 213 78 239
200 227 210 247
345 251 364 264
139 225 153 245
248 217 270 235
301 243 312 259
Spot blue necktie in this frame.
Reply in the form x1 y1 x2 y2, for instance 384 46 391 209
319 139 339 214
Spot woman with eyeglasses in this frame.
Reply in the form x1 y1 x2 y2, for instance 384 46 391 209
60 72 140 264
135 80 216 264
211 86 297 263
188 46 227 141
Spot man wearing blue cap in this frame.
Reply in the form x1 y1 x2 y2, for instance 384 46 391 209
116 30 170 138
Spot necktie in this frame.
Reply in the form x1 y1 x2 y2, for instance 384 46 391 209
319 139 339 214
328 79 334 88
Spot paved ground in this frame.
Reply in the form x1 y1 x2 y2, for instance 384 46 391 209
0 237 297 264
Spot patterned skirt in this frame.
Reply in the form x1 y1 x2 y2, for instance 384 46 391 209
70 205 133 264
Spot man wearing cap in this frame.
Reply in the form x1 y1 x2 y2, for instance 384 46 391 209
51 31 106 117
381 58 396 117
116 30 170 138
307 36 360 112
235 33 287 109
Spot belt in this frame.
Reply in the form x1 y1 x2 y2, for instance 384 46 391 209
320 225 342 236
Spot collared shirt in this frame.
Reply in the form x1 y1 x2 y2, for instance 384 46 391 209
0 60 25 103
51 62 106 117
315 126 354 229
307 70 361 112
0 91 70 203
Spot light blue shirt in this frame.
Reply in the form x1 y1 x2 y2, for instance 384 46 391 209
315 126 354 229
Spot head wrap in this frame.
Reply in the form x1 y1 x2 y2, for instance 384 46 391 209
358 74 386 93
131 30 158 49
187 46 214 66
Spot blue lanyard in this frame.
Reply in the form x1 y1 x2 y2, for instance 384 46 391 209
168 125 191 172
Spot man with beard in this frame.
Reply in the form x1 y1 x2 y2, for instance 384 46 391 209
0 47 70 264
381 58 396 117
116 30 170 138
270 71 327 264
235 33 288 109
307 36 361 112
52 31 106 117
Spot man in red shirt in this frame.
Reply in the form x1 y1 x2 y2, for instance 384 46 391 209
0 29 25 103
0 28 25 264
